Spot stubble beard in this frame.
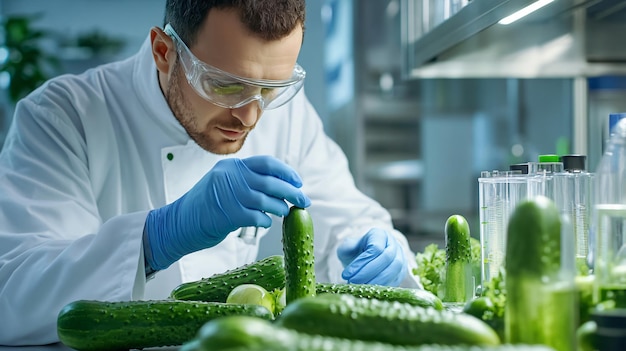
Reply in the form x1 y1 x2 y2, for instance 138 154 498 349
164 62 249 155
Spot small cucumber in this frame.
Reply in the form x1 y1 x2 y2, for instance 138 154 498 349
505 196 577 351
170 255 285 302
274 293 501 346
56 299 272 351
184 315 548 351
282 206 316 304
505 197 561 278
316 282 444 310
443 214 473 303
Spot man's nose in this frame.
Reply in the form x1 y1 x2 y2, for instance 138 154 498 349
231 100 261 127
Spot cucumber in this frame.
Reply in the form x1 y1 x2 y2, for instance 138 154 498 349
274 293 501 346
443 214 473 303
505 196 577 351
282 206 316 304
505 197 561 278
183 315 549 351
56 299 272 351
316 282 444 310
170 255 285 302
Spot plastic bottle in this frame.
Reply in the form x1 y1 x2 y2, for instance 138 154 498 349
592 117 626 307
607 113 626 148
588 113 626 270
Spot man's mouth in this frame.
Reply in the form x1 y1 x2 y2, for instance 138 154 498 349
217 127 247 140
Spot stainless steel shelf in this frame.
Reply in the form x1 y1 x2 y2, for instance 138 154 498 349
401 0 617 79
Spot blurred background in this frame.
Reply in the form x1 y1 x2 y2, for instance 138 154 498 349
2 0 626 253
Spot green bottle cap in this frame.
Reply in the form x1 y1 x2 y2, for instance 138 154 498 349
538 154 560 163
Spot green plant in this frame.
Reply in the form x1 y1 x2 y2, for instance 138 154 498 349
413 243 446 298
0 15 59 103
74 29 125 56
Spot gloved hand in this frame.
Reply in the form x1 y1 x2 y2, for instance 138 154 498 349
144 156 311 270
337 228 408 286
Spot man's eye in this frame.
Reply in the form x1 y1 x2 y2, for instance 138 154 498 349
261 88 275 96
209 80 245 95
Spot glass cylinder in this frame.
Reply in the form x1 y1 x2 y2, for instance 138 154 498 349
478 170 527 287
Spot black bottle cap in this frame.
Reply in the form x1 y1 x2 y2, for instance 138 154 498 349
591 309 626 351
509 163 529 174
560 154 587 171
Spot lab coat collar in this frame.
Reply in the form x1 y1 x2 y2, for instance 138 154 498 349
132 35 189 142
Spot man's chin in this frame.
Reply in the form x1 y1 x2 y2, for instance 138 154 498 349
203 139 245 155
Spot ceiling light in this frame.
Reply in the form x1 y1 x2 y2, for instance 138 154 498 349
499 0 555 25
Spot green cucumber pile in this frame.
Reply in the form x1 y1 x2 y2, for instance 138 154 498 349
57 205 565 351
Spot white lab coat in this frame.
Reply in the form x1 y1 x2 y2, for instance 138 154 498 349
0 36 420 345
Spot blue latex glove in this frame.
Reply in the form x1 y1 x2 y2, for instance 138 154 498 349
336 228 408 286
144 156 310 270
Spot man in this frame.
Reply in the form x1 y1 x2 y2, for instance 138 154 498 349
0 0 420 345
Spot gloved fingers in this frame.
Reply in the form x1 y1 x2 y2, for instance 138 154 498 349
340 229 391 282
242 155 304 187
337 236 362 267
341 243 395 284
232 208 273 229
238 189 291 217
364 244 407 287
241 164 310 209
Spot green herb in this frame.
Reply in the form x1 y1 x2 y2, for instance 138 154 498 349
412 243 446 298
470 237 482 282
482 270 506 339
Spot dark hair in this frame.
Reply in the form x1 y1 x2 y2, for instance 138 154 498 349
164 0 306 46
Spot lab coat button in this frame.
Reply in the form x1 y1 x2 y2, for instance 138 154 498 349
166 153 174 161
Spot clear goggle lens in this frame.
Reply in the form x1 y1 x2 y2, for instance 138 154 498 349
164 24 305 110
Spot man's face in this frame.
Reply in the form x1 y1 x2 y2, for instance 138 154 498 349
162 9 303 154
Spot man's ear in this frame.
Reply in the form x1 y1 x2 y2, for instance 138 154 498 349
150 26 176 74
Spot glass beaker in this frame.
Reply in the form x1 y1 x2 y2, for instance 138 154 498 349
478 170 528 286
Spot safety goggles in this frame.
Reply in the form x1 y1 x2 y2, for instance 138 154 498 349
164 24 306 110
